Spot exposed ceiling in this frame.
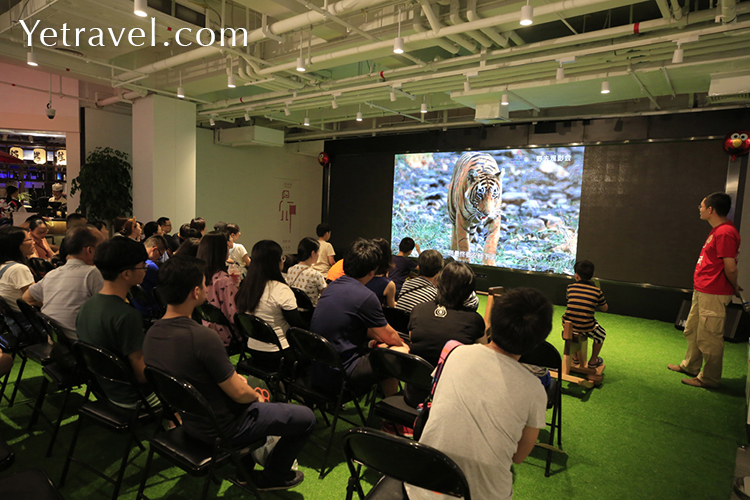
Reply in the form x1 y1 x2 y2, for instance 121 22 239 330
1 0 749 142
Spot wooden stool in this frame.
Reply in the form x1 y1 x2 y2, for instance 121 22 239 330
549 321 604 388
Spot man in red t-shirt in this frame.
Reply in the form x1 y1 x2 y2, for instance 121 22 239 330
668 192 740 388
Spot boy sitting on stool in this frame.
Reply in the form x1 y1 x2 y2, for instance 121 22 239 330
562 260 608 367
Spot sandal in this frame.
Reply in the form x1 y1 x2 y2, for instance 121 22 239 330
588 356 603 368
571 353 580 365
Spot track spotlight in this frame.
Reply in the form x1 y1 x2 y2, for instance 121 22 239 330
331 98 339 109
464 75 471 92
304 117 310 126
672 43 683 64
501 93 509 105
134 0 148 17
356 103 363 121
393 37 404 54
420 102 427 113
244 111 250 121
284 105 291 116
556 64 564 80
296 33 305 71
26 48 38 67
601 80 610 94
209 116 216 126
176 71 184 98
520 1 533 26
227 74 236 88
390 90 397 102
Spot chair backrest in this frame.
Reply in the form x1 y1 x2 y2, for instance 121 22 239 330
343 428 471 500
382 306 410 335
15 299 49 343
286 327 343 371
73 341 154 411
28 257 55 280
0 296 37 344
36 311 74 350
195 302 231 328
233 313 283 350
369 348 434 389
144 365 226 440
290 287 314 310
519 341 562 372
152 287 168 312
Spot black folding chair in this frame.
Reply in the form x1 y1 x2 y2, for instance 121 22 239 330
28 312 89 457
519 340 563 477
381 307 411 341
365 348 433 432
127 284 164 323
28 257 55 281
136 366 263 500
152 287 168 313
285 327 367 479
290 287 315 322
60 341 160 500
234 313 287 399
0 296 51 407
343 427 471 500
195 302 241 355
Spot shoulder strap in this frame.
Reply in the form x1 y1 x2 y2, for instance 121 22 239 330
427 340 464 398
0 262 19 280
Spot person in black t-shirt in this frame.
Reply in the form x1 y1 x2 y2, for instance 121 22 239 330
143 256 315 492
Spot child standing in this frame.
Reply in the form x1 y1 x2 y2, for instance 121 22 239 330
562 260 609 367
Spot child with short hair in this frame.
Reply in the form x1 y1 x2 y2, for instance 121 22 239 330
389 237 421 296
562 260 609 367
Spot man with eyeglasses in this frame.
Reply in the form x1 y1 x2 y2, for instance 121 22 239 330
76 237 160 409
23 225 105 339
130 235 168 318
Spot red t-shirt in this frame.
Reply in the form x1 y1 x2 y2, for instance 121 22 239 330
693 221 740 295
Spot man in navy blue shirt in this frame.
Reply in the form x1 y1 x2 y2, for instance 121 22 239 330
310 238 407 395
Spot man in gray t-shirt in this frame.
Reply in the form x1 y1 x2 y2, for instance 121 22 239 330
406 288 553 500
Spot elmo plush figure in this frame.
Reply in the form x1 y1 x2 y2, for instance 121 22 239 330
723 131 750 161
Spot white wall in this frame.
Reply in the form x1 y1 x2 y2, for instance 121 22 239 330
0 62 80 209
196 128 324 253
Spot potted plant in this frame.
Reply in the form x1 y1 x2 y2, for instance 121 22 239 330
70 147 132 222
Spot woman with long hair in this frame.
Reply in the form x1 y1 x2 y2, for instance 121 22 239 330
365 238 396 308
286 237 326 306
235 240 307 366
196 231 238 346
0 226 35 312
113 216 142 241
28 217 54 260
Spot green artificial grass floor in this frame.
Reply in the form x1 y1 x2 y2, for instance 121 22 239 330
1 300 747 500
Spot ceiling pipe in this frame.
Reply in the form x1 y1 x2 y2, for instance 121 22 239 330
722 0 737 23
113 0 394 82
419 0 477 52
466 0 510 48
669 0 684 21
654 0 673 20
448 0 492 48
412 5 460 53
96 90 148 107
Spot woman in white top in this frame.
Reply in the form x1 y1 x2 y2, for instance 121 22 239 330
0 226 37 352
287 237 327 306
226 223 250 276
235 239 308 368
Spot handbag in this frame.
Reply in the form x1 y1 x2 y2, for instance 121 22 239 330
413 339 463 441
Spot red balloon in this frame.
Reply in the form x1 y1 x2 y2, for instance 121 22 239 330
318 152 330 166
723 130 750 161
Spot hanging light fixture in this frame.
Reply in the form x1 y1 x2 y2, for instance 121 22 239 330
26 45 38 67
520 0 533 26
134 0 148 17
304 114 310 127
420 101 427 114
176 71 185 98
356 103 363 121
601 80 610 94
393 8 404 54
390 89 397 102
244 110 251 121
464 75 471 92
672 42 683 64
501 92 509 106
296 32 305 72
284 104 291 116
209 116 216 126
331 98 339 109
556 63 564 80
227 74 236 88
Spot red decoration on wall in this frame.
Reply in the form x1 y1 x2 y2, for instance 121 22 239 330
318 152 330 166
723 131 750 161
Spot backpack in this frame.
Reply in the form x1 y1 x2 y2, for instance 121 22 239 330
412 339 463 441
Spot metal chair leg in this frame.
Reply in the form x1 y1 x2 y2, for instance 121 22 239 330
46 387 72 457
8 355 27 407
60 410 85 487
319 391 345 479
135 447 155 500
27 377 49 431
111 434 135 500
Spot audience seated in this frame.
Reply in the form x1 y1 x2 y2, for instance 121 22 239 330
114 217 142 241
131 235 167 318
226 223 250 274
143 221 161 240
190 217 206 236
235 240 308 369
76 237 159 409
213 220 227 232
57 214 88 261
89 220 110 240
310 238 407 396
0 348 12 378
23 226 105 339
28 218 54 261
312 223 335 275
156 217 177 252
286 237 327 306
406 262 486 405
389 237 420 296
364 238 396 308
196 231 238 346
405 288 552 500
176 224 201 249
143 256 314 491
326 258 344 282
0 227 36 314
174 237 200 257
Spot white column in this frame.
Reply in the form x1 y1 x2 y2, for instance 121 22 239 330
132 94 196 225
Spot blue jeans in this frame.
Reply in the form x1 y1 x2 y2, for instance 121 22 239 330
232 402 315 481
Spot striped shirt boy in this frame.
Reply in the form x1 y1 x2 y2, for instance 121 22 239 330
562 281 607 333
